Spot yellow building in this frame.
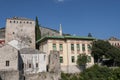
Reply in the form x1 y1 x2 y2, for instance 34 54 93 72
37 36 95 73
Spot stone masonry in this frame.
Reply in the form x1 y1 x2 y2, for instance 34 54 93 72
5 17 35 49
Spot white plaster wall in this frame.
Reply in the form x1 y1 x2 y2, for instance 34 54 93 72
21 53 46 74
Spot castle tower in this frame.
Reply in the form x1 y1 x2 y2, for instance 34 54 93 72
5 17 35 49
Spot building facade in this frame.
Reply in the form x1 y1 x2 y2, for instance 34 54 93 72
108 37 120 48
38 36 95 73
5 17 35 49
19 48 47 74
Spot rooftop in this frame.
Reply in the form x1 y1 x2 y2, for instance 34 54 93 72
19 48 45 54
36 36 96 43
7 17 34 21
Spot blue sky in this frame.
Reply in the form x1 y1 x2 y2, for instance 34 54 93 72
0 0 120 39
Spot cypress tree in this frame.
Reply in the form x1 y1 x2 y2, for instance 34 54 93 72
35 16 41 49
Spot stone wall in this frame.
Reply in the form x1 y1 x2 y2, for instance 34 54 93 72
0 71 21 80
0 45 18 71
5 18 35 49
40 27 60 37
48 51 61 73
61 65 82 73
25 72 61 80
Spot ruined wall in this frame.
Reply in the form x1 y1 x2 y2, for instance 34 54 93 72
48 51 61 73
25 72 61 80
0 71 21 80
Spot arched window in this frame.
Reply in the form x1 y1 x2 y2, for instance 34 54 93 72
27 21 29 24
10 21 12 23
14 21 15 23
30 22 32 24
20 21 22 23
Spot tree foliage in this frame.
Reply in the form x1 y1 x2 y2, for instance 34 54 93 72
35 16 41 49
77 54 87 67
61 65 120 80
91 40 120 66
88 33 92 37
79 65 120 80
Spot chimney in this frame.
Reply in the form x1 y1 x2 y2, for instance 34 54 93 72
59 24 62 36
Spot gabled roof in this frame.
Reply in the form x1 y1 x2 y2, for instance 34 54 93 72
36 36 96 43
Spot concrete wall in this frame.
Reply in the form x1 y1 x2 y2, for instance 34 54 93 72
0 45 18 71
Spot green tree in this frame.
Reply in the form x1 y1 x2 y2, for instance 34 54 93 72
35 16 41 49
79 65 113 80
92 40 120 66
106 46 120 66
91 40 112 63
88 33 92 37
77 54 87 67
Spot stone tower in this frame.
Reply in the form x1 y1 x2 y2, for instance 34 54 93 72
5 17 35 49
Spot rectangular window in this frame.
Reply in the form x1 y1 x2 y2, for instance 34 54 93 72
29 64 31 68
71 56 75 63
6 61 9 66
36 63 38 68
71 44 74 51
60 56 63 63
82 44 85 51
59 44 63 51
88 44 92 51
87 56 91 62
53 44 56 50
77 44 80 51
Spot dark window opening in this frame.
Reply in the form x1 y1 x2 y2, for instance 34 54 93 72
6 61 9 66
13 32 15 34
36 63 38 68
29 64 31 68
71 44 74 51
22 63 24 69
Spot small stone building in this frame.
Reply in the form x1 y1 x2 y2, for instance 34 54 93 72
19 48 47 74
0 44 19 71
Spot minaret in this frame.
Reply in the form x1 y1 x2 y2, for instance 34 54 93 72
59 24 62 36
